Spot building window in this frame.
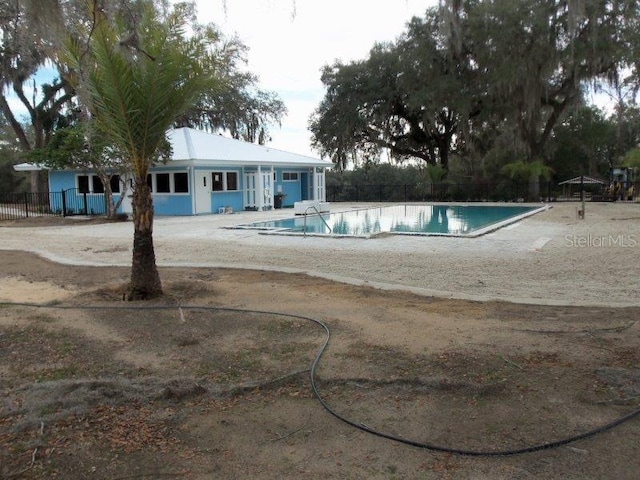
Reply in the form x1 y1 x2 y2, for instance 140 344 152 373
212 171 238 191
212 172 224 191
174 172 189 193
227 172 238 191
109 175 121 194
91 176 104 193
77 174 120 194
283 172 299 182
78 175 90 193
156 173 171 193
146 172 190 194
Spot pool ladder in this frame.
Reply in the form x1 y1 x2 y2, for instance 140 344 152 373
303 205 332 236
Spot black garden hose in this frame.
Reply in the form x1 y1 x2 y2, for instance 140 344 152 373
3 301 640 457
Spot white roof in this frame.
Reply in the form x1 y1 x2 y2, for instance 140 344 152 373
13 127 333 172
169 127 331 168
13 163 40 172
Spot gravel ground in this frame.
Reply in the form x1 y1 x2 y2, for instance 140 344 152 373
1 201 638 307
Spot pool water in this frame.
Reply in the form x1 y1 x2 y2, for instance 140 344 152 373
235 204 546 237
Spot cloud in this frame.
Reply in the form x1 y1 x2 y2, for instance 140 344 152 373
195 0 435 157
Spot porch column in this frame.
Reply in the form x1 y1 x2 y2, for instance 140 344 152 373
241 167 246 209
319 168 326 201
311 168 317 200
257 165 263 211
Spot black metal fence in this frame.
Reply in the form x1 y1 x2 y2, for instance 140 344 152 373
326 180 597 203
0 180 627 221
0 189 109 221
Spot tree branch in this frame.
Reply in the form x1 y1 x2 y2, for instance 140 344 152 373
0 93 32 150
11 81 37 122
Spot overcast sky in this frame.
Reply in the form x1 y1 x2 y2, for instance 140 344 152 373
5 1 613 158
194 1 438 158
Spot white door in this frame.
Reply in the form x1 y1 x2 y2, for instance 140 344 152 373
244 172 257 208
314 169 325 201
262 171 273 209
195 171 211 214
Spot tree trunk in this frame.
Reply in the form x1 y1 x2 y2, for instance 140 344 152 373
128 180 162 300
30 171 39 193
104 187 116 219
528 173 540 201
30 171 48 196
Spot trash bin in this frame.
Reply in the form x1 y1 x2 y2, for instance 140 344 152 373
274 193 285 209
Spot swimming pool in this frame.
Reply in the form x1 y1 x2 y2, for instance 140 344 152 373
234 204 548 237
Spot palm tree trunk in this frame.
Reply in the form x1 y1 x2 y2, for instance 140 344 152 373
128 180 162 300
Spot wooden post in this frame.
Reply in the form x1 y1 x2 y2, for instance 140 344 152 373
578 175 585 219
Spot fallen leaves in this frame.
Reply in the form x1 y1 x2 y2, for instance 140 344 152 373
87 403 180 454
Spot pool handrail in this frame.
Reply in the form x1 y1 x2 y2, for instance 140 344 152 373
303 205 332 236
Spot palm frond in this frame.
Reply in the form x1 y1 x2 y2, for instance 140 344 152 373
84 5 216 178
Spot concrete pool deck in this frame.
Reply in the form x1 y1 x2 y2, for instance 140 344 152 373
1 202 639 307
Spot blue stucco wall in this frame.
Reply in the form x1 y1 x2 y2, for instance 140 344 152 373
273 168 305 206
49 170 76 192
151 194 191 215
212 191 244 213
49 169 194 216
49 170 112 215
48 166 321 215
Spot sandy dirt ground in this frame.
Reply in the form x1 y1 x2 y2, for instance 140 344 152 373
0 202 639 479
0 202 639 306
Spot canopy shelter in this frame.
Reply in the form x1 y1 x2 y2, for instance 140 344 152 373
558 175 607 186
558 175 607 201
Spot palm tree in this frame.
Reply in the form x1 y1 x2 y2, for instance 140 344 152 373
77 4 216 299
502 159 553 201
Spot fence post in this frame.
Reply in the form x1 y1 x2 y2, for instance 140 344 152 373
23 192 29 218
61 189 67 217
82 192 88 215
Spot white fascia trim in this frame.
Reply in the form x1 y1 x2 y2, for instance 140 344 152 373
13 163 46 172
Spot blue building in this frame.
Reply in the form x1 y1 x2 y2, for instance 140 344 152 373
16 128 332 216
